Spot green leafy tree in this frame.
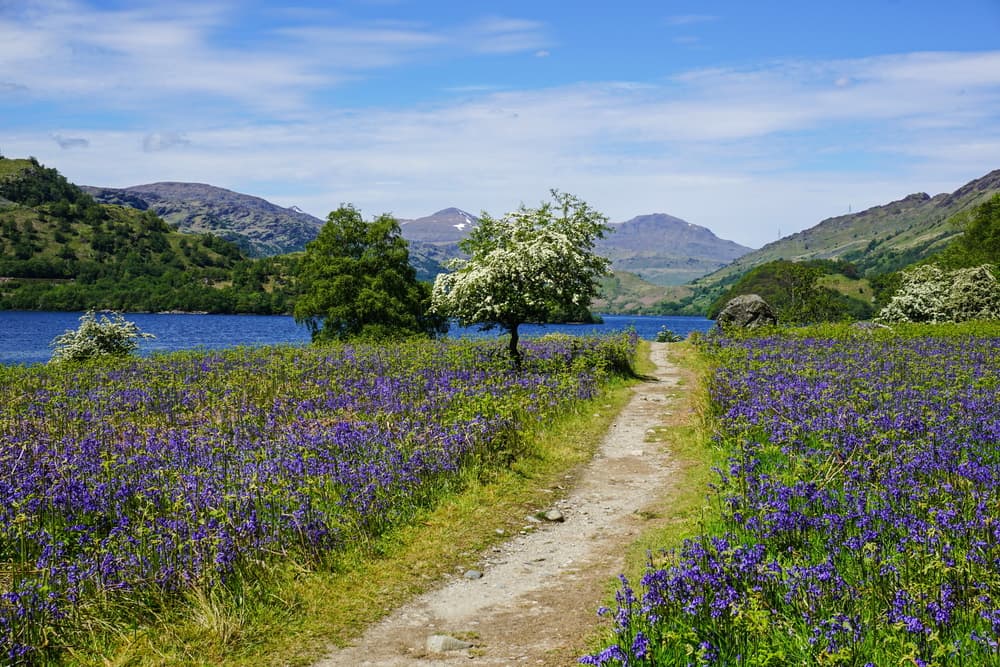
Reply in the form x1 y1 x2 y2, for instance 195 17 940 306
936 193 1000 268
294 204 445 342
50 310 154 363
431 190 611 366
707 260 860 324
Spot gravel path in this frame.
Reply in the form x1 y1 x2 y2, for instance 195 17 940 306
314 342 682 666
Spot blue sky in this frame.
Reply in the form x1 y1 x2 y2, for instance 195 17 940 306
2 0 999 248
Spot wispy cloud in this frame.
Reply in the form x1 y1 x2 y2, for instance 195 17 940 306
0 81 29 93
142 132 191 153
672 35 700 46
52 134 89 149
464 17 549 55
665 15 718 27
0 2 549 117
0 1 325 113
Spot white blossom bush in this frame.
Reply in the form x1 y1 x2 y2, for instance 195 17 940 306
876 264 999 324
50 310 155 363
947 265 1000 321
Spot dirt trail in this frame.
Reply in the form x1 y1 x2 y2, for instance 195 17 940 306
315 342 682 666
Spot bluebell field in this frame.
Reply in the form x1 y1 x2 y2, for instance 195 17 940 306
0 334 635 663
584 329 1000 666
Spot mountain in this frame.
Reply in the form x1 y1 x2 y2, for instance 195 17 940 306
80 177 753 292
397 208 479 282
598 213 752 286
660 170 1000 314
684 170 1000 312
83 182 325 257
0 158 294 314
397 208 752 288
399 207 479 244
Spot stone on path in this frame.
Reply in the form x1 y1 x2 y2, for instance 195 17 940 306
543 509 565 522
426 634 473 652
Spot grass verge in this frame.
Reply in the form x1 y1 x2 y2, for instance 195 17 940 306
81 353 640 666
630 341 722 575
586 341 724 651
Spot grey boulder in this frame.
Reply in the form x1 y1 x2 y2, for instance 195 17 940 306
716 294 778 329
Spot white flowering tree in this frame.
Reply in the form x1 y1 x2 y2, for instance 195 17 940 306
876 263 999 323
50 310 155 363
431 190 611 367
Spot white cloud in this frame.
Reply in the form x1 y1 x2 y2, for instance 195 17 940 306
0 2 548 115
142 132 191 153
2 35 997 247
868 51 1000 88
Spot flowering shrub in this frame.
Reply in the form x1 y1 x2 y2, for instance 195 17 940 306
877 264 1000 324
947 265 1000 322
655 326 683 343
584 329 1000 665
48 310 154 363
1 334 634 662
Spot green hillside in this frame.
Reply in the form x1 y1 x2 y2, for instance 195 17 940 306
867 192 1000 308
705 259 874 323
0 157 296 313
594 271 691 314
83 182 325 257
681 169 1000 314
931 192 1000 270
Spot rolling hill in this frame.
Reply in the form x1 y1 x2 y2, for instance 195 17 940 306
83 182 325 257
592 271 693 314
679 169 1000 314
0 157 294 313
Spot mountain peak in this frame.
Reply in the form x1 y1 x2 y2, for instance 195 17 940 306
595 213 752 286
607 213 749 247
431 207 475 217
400 207 480 244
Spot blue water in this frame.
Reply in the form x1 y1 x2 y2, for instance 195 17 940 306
0 311 713 366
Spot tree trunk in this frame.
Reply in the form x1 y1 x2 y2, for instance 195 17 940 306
507 323 522 370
